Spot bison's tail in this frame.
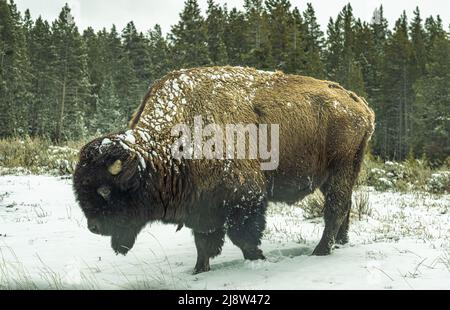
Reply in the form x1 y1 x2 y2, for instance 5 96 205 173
353 96 375 178
353 131 371 180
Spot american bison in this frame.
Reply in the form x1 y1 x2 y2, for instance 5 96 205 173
73 66 375 274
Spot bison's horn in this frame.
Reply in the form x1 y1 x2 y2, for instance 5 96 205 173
108 160 122 175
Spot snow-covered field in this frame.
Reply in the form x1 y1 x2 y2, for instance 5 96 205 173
0 175 449 290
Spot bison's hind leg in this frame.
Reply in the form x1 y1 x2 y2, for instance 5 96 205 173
314 133 370 255
313 165 354 256
226 199 267 261
193 229 225 274
335 209 351 245
335 133 370 246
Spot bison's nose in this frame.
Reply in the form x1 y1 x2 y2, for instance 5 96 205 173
88 219 101 234
88 223 99 234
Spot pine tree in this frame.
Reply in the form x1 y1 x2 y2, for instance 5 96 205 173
243 0 272 69
27 17 57 137
302 3 325 78
122 21 151 83
325 16 344 81
51 4 90 141
1 0 448 165
365 6 389 156
286 7 307 74
351 19 372 97
382 12 414 159
206 0 228 65
325 4 365 95
148 24 171 80
22 8 33 41
412 19 450 164
339 4 364 94
83 26 105 126
367 6 388 100
223 8 247 66
95 78 125 134
424 15 446 53
105 25 123 78
170 0 210 68
0 0 31 137
410 7 427 78
265 0 292 71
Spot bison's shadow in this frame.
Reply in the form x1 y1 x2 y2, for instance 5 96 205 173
191 245 313 274
267 246 313 258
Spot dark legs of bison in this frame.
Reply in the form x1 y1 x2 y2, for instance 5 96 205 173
193 229 225 274
336 206 351 245
313 167 353 256
226 201 267 261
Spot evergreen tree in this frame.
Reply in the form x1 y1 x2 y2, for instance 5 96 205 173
367 6 388 100
325 16 344 81
27 17 56 136
170 0 210 68
95 78 125 134
366 6 389 156
206 0 228 65
0 1 448 163
325 4 365 95
122 21 151 83
412 19 450 164
114 43 140 119
424 15 446 53
302 3 325 78
265 0 292 71
339 4 365 95
243 0 272 69
382 12 414 159
223 8 246 65
0 0 31 137
51 4 90 141
410 7 427 78
83 27 105 124
351 19 372 97
148 24 171 80
286 7 307 74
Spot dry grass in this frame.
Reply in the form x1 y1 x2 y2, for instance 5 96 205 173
0 137 85 175
360 155 449 194
352 190 372 220
296 190 324 220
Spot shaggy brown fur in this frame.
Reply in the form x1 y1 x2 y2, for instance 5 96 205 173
73 66 375 274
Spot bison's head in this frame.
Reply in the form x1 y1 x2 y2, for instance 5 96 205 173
73 134 163 255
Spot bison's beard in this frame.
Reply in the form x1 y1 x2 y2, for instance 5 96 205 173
111 228 138 255
86 214 147 255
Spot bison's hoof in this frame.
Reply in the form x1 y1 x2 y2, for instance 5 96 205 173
312 246 332 256
193 263 211 275
243 249 266 261
193 266 210 275
336 235 349 245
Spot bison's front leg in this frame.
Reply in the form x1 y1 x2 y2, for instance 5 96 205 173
226 199 267 261
193 229 225 274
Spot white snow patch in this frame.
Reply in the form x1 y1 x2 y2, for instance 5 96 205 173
101 138 112 146
118 130 136 145
0 177 449 289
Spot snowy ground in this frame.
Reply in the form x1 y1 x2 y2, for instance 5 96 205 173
0 175 449 290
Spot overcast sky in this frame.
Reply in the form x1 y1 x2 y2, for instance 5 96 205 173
15 0 450 34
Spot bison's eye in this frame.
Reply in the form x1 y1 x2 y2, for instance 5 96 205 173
97 186 112 201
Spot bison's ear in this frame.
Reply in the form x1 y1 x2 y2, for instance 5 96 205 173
108 160 123 175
